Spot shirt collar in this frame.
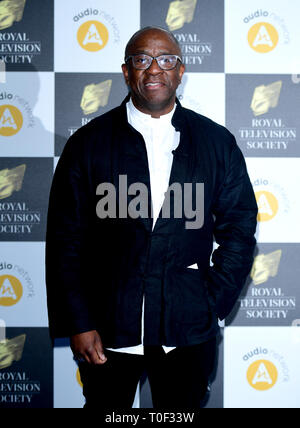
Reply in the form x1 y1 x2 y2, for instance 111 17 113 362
127 97 177 126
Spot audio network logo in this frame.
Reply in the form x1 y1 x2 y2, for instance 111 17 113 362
0 104 23 136
252 178 289 224
248 22 279 53
0 91 35 137
73 7 120 53
77 21 109 52
247 359 278 390
0 262 34 304
255 190 278 222
0 274 23 306
243 346 289 391
243 9 290 55
76 368 83 388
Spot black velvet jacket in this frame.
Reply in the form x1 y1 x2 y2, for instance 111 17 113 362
46 96 258 347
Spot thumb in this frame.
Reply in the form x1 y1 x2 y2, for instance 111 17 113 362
94 332 107 362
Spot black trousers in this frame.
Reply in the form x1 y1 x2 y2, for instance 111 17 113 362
78 337 217 409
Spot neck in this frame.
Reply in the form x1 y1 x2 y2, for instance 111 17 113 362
131 96 176 118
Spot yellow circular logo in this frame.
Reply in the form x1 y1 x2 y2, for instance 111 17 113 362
0 275 23 306
0 105 23 136
247 359 278 391
255 190 279 222
248 22 279 53
77 21 109 52
76 368 83 388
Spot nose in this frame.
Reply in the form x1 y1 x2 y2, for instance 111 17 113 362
146 57 163 74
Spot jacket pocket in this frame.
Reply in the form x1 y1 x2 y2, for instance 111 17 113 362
170 267 212 327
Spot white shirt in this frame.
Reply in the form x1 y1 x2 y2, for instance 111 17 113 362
106 98 180 355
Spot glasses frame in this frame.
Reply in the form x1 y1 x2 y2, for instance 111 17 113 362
125 54 183 71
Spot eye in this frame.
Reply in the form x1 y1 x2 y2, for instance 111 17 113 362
134 55 148 64
159 55 176 68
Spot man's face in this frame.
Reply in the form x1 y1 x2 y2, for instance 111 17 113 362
122 29 185 117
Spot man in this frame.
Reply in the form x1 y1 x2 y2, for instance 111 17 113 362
46 26 258 408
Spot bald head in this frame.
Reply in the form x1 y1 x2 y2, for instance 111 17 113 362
124 26 182 60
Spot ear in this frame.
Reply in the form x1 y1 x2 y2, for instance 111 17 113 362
121 63 129 86
178 63 185 81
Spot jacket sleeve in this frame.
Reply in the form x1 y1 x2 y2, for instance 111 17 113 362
45 132 97 339
206 136 258 321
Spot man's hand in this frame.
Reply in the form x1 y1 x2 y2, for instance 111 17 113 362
70 330 107 365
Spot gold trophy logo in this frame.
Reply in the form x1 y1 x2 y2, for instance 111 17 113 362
251 250 282 285
80 80 112 115
251 81 282 116
0 164 26 200
0 0 26 31
0 334 26 370
166 0 197 31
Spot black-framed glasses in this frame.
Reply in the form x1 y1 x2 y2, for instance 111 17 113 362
125 54 182 70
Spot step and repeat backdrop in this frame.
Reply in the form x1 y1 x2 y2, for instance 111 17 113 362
0 0 300 409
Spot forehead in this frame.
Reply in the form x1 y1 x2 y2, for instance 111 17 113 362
127 30 181 55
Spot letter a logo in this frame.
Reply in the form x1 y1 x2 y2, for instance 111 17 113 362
0 275 23 306
77 20 109 52
247 360 278 391
0 105 23 136
248 22 279 53
255 191 279 222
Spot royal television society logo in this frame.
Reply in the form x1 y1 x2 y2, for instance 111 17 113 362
250 81 282 117
239 249 297 321
0 0 44 66
0 333 26 369
73 7 120 53
166 0 197 31
238 80 297 152
0 0 26 31
164 0 213 67
0 164 26 199
243 9 290 54
243 347 289 391
80 80 112 116
251 250 282 286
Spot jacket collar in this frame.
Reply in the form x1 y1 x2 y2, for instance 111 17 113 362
118 94 190 157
